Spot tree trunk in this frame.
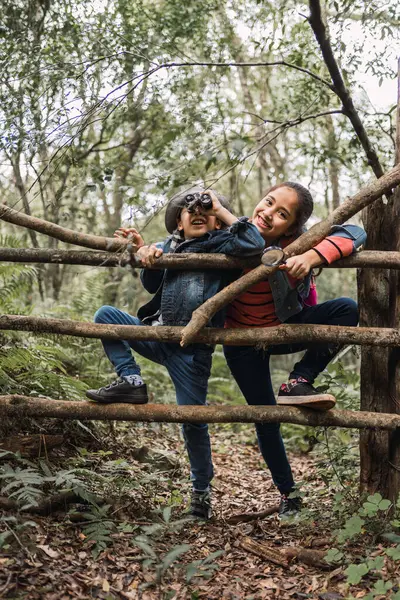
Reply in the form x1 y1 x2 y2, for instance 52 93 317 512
326 114 340 209
358 60 400 501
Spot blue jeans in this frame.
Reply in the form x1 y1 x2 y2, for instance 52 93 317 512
223 297 358 494
94 305 214 492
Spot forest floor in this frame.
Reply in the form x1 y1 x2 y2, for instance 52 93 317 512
0 420 398 600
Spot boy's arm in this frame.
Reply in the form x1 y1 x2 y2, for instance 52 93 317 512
281 224 366 279
214 218 266 256
200 191 265 257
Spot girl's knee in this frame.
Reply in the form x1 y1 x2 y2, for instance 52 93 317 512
94 305 117 324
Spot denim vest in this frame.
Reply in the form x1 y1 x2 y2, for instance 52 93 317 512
269 224 367 322
138 218 265 327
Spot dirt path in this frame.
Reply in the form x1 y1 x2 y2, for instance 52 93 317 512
0 423 396 599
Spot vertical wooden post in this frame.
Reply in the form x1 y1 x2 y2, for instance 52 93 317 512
358 58 400 501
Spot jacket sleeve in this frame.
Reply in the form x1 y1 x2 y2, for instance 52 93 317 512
209 217 265 256
312 224 366 265
139 241 165 294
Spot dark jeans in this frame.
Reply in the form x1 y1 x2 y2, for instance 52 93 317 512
223 297 358 494
94 305 214 492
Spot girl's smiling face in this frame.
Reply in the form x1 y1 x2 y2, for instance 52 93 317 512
252 186 299 243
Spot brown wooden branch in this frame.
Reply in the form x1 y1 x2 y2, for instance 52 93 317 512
180 163 400 346
0 247 260 270
3 395 400 430
239 537 289 567
225 504 279 524
4 314 400 349
308 0 385 180
1 246 400 271
0 247 400 270
0 434 64 457
239 537 331 569
0 203 134 252
0 491 106 515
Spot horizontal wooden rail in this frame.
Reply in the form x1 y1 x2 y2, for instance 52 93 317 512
0 247 400 270
1 396 400 429
1 314 400 347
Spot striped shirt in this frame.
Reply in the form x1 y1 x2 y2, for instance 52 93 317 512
225 235 354 329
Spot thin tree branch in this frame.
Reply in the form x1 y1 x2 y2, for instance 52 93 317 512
0 203 134 252
308 0 386 180
261 109 343 126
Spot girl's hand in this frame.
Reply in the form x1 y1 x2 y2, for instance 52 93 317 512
137 244 163 267
114 227 145 252
279 250 322 279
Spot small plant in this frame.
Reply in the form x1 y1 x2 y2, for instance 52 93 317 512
325 493 400 597
0 515 39 551
79 504 116 559
130 505 223 591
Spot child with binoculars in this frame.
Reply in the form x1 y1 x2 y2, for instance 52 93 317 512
86 187 265 519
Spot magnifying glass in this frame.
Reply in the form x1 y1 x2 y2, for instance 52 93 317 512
261 246 286 267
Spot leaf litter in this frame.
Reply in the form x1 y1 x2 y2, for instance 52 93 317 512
0 420 398 599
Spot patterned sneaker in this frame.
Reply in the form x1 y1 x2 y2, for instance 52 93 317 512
189 490 213 520
85 378 148 404
278 494 302 520
277 377 336 411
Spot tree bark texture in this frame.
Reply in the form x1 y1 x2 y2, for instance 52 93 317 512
358 59 400 502
3 314 400 348
1 247 400 271
0 203 135 252
2 395 400 430
239 536 331 570
180 163 400 346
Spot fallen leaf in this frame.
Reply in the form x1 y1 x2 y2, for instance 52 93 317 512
102 579 110 592
37 545 60 559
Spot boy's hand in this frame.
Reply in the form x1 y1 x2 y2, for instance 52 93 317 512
137 244 163 267
114 227 145 252
279 249 322 279
202 191 238 227
201 191 222 216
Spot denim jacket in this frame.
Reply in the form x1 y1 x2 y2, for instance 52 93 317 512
138 218 265 327
269 224 367 322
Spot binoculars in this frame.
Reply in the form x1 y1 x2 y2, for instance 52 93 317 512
184 192 212 213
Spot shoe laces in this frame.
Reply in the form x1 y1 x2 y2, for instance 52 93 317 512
280 494 290 512
282 377 311 393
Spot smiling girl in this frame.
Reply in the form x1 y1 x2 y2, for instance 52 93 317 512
223 182 366 519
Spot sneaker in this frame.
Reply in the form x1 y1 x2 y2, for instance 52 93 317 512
277 377 336 411
278 493 302 520
189 490 212 520
85 378 148 404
